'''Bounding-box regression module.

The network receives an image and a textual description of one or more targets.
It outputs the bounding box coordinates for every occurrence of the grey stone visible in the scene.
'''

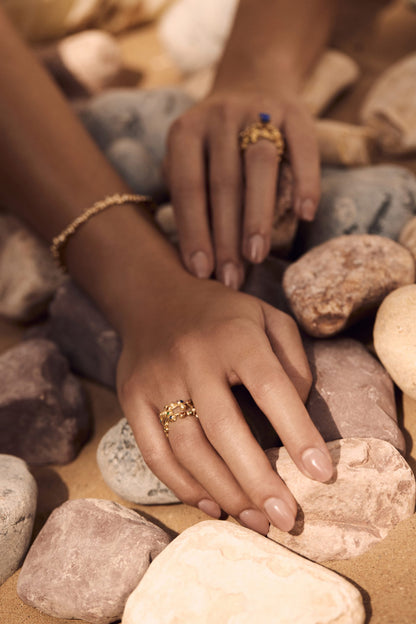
[267,438,416,562]
[299,166,416,251]
[105,137,164,197]
[17,498,171,624]
[305,338,405,452]
[97,418,179,504]
[0,455,37,585]
[0,338,90,465]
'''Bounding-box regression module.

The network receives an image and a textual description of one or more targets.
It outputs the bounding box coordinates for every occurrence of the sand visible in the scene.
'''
[1,1,416,622]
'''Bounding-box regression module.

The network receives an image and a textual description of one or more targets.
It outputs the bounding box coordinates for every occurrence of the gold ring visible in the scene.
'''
[239,113,284,158]
[159,399,198,438]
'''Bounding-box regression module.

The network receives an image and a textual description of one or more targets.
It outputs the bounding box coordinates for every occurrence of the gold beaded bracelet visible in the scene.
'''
[50,193,155,271]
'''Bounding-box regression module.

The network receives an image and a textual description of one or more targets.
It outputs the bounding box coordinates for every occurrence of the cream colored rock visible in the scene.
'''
[122,521,366,624]
[267,439,415,562]
[361,53,416,155]
[399,216,416,261]
[283,234,415,337]
[374,284,416,400]
[316,120,376,166]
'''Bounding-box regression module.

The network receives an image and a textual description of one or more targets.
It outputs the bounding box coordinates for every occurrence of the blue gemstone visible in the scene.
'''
[259,112,270,124]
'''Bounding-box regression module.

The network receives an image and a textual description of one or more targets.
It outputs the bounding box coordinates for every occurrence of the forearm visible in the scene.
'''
[214,0,336,94]
[0,9,188,337]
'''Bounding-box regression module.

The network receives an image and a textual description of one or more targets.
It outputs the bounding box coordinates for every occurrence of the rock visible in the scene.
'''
[0,212,65,322]
[47,281,121,388]
[17,498,171,624]
[0,455,37,585]
[305,338,405,452]
[271,163,298,255]
[361,53,416,155]
[399,215,416,262]
[105,137,163,198]
[283,234,415,337]
[316,120,376,166]
[299,166,416,251]
[243,256,290,313]
[97,418,179,504]
[0,339,90,465]
[154,203,178,245]
[122,520,366,624]
[374,284,416,400]
[267,438,415,562]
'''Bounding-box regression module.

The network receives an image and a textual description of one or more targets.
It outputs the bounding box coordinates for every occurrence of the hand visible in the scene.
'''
[165,89,320,289]
[116,277,333,535]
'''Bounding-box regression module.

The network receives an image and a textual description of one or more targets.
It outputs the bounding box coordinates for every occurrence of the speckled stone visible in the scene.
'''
[299,166,416,251]
[267,438,415,562]
[0,455,37,585]
[283,234,415,337]
[374,284,416,400]
[0,338,90,465]
[17,498,171,624]
[305,338,405,452]
[399,215,416,262]
[97,418,179,504]
[122,520,366,624]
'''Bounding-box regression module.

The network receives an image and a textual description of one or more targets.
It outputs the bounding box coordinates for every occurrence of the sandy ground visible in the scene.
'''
[1,1,416,622]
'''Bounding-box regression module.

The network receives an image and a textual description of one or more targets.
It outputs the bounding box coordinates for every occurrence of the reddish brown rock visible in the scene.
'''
[17,498,171,624]
[0,338,90,465]
[305,338,405,453]
[267,438,415,562]
[283,234,415,337]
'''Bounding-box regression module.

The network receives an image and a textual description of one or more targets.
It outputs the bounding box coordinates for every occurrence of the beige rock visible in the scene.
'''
[374,284,416,400]
[316,120,376,166]
[267,438,415,562]
[122,520,366,624]
[399,216,416,262]
[361,53,416,155]
[283,234,415,337]
[302,50,360,117]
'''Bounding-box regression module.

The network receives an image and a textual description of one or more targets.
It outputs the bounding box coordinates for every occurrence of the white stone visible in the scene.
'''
[374,284,416,400]
[122,520,366,624]
[267,439,415,562]
[0,455,37,585]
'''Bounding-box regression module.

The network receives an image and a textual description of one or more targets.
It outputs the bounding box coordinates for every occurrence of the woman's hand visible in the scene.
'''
[165,88,320,289]
[116,277,333,535]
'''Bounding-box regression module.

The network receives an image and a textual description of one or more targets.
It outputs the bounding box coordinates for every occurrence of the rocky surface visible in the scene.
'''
[0,212,65,322]
[122,520,365,624]
[0,455,37,585]
[97,418,179,504]
[399,215,416,262]
[316,120,375,166]
[17,498,171,624]
[283,234,415,337]
[299,166,416,251]
[361,53,416,154]
[0,338,90,465]
[374,284,416,400]
[46,281,121,388]
[305,338,405,452]
[267,438,415,562]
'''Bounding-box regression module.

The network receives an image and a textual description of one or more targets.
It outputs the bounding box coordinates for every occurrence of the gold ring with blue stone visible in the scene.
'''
[159,399,198,437]
[239,112,285,158]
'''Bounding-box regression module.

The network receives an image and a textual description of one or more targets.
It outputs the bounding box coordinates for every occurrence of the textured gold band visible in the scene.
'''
[159,399,198,438]
[50,193,155,271]
[239,119,285,157]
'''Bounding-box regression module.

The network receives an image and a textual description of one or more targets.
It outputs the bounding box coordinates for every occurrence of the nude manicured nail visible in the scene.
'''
[301,447,334,482]
[264,497,295,532]
[239,509,270,535]
[198,499,222,519]
[190,250,210,278]
[222,262,240,290]
[300,198,316,221]
[248,234,264,263]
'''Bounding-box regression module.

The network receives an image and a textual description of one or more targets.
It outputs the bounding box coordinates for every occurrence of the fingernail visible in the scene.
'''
[301,447,334,482]
[222,262,240,290]
[198,499,222,519]
[239,509,270,535]
[248,234,264,263]
[264,497,295,532]
[300,198,316,221]
[189,251,211,279]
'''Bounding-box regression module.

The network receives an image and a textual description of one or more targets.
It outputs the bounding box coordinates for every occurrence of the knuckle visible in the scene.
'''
[212,101,237,128]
